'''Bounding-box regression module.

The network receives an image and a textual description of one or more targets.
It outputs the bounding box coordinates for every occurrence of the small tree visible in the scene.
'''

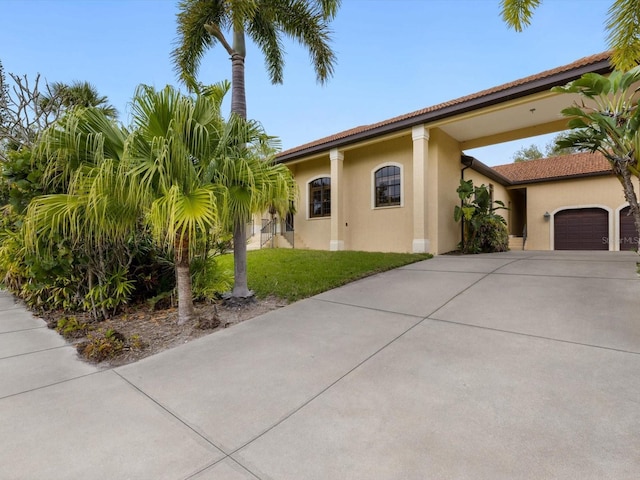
[40,81,118,119]
[454,179,509,253]
[552,66,640,250]
[512,143,543,162]
[172,0,339,300]
[0,67,62,155]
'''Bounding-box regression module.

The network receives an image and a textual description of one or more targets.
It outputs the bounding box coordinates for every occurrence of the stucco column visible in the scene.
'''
[330,148,344,251]
[412,125,432,253]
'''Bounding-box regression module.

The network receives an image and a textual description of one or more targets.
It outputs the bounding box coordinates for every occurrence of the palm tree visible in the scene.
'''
[552,66,640,246]
[172,0,339,298]
[24,107,136,319]
[126,85,224,324]
[40,81,118,119]
[25,86,228,324]
[501,0,640,70]
[210,116,298,296]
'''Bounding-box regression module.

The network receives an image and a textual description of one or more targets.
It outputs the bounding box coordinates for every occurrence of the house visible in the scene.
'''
[270,52,637,253]
[492,153,638,251]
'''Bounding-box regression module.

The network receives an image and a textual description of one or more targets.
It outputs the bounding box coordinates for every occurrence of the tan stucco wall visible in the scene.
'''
[288,158,332,250]
[287,135,415,252]
[525,174,636,250]
[431,129,463,254]
[341,135,414,252]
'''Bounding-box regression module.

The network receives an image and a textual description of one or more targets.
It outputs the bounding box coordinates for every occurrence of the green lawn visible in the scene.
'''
[217,249,432,302]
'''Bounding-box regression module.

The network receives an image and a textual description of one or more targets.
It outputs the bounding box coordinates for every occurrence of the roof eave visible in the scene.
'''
[467,157,513,186]
[508,170,614,185]
[277,58,611,164]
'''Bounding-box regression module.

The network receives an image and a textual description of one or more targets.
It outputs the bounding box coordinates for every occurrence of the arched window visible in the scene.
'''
[374,165,401,207]
[309,177,331,217]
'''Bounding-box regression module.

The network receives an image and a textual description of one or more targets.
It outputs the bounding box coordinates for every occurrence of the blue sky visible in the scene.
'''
[1,0,610,165]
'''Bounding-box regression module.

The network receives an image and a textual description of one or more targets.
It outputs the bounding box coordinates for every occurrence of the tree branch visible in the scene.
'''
[204,23,236,56]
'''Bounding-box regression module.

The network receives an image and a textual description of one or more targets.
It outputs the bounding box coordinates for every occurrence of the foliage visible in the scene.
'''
[511,133,582,163]
[0,64,62,153]
[126,84,228,323]
[0,227,27,293]
[454,179,509,254]
[82,267,136,317]
[1,78,292,320]
[172,0,340,91]
[0,68,259,322]
[0,64,117,157]
[21,107,138,319]
[207,115,297,298]
[40,81,117,119]
[606,0,640,71]
[0,148,44,213]
[551,66,640,247]
[501,0,640,70]
[78,328,126,362]
[216,249,432,302]
[512,143,543,162]
[55,316,91,339]
[544,132,582,157]
[76,327,148,363]
[172,0,338,299]
[190,254,233,300]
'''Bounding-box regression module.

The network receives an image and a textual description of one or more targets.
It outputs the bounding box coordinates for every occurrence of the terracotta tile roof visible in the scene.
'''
[492,152,612,183]
[278,52,611,160]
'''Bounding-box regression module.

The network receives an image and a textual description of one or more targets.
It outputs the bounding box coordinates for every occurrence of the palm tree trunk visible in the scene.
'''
[232,219,252,298]
[616,167,640,251]
[231,28,247,118]
[175,234,195,325]
[229,27,252,298]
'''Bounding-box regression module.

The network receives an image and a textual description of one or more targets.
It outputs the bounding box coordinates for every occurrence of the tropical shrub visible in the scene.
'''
[454,179,509,254]
[191,253,233,300]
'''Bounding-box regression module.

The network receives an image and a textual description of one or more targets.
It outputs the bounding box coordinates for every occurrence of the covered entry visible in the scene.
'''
[619,206,638,251]
[554,208,608,250]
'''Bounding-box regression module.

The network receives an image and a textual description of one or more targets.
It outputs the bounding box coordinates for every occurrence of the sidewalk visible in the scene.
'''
[1,251,639,479]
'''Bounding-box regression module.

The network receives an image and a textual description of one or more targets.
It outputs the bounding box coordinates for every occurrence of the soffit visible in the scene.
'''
[434,91,586,149]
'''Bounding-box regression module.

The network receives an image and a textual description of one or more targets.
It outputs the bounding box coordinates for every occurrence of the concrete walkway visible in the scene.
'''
[1,251,639,479]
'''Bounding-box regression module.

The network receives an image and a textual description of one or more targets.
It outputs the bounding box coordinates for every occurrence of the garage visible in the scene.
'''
[554,208,609,250]
[619,206,638,251]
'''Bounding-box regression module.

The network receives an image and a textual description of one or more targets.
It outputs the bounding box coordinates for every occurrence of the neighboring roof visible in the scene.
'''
[277,52,611,163]
[492,152,612,184]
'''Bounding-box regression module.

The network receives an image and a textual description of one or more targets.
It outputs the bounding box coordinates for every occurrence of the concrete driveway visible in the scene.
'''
[1,250,639,479]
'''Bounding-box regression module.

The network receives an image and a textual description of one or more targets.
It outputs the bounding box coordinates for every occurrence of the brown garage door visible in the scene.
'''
[619,206,639,251]
[554,208,608,250]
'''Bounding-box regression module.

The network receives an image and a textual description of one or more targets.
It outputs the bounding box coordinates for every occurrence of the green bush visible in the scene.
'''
[55,316,91,339]
[454,179,509,254]
[191,254,233,300]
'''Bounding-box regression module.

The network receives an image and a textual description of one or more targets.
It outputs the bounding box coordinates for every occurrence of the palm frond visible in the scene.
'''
[172,0,228,90]
[248,5,285,83]
[606,0,640,71]
[264,0,337,84]
[500,0,542,32]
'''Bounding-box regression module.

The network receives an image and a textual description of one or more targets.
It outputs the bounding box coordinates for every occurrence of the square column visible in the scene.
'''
[412,126,431,253]
[330,148,344,251]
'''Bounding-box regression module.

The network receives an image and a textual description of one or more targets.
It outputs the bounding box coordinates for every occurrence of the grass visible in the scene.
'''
[216,249,432,302]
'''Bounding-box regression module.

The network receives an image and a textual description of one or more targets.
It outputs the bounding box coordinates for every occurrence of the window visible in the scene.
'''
[374,165,401,207]
[309,177,331,217]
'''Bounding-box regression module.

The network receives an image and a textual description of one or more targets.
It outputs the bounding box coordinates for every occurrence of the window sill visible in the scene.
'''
[372,204,403,210]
